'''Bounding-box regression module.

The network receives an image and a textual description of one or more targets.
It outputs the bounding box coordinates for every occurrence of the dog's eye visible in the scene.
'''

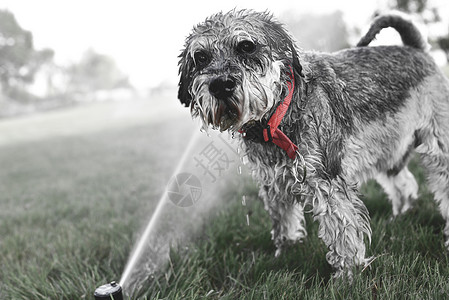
[237,40,257,54]
[193,51,210,67]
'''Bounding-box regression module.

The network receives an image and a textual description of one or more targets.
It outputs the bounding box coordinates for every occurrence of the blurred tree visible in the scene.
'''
[389,0,448,62]
[66,49,131,94]
[438,36,449,61]
[393,0,427,13]
[389,0,440,23]
[0,10,53,99]
[283,11,349,52]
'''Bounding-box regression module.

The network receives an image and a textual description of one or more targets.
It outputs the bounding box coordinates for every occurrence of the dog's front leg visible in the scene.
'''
[308,176,371,278]
[259,185,307,257]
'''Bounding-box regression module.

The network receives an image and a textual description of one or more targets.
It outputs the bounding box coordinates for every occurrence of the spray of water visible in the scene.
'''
[119,130,201,287]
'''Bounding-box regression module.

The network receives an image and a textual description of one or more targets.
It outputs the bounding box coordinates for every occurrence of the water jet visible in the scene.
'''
[94,129,240,297]
[119,130,201,289]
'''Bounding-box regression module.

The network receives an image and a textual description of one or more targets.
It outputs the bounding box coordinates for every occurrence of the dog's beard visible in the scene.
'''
[190,61,282,132]
[190,81,242,131]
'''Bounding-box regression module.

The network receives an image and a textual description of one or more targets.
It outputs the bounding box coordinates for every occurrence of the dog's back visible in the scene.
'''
[304,45,437,127]
[302,13,443,128]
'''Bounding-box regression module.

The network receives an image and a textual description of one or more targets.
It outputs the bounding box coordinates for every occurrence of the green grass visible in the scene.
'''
[1,104,449,299]
[136,156,449,300]
[0,109,195,299]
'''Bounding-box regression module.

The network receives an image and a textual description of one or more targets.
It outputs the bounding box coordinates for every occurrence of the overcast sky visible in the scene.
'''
[1,0,448,90]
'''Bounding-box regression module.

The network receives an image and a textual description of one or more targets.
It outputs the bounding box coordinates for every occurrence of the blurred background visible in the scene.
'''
[0,0,448,119]
[1,0,449,299]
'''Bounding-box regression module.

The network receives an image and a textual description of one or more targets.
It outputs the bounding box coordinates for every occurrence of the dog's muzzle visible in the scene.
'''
[206,75,241,131]
[209,75,237,100]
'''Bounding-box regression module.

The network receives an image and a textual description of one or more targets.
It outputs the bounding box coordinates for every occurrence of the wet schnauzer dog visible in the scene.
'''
[177,10,449,277]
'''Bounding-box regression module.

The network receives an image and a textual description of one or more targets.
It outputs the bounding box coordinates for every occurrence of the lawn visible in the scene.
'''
[1,96,449,299]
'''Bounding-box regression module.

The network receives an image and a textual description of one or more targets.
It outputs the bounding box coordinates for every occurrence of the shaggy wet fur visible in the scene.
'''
[178,10,449,277]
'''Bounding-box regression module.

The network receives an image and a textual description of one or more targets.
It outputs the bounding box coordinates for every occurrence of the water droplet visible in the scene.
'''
[246,214,250,226]
[237,165,242,175]
[241,195,246,206]
[241,155,249,165]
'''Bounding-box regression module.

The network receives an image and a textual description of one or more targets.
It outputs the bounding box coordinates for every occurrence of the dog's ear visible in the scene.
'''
[263,18,304,79]
[177,49,193,107]
[288,41,304,79]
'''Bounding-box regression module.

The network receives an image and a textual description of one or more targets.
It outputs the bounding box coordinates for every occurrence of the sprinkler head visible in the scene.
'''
[94,281,123,300]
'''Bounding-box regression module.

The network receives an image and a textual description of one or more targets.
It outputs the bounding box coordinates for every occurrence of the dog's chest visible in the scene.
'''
[243,140,295,185]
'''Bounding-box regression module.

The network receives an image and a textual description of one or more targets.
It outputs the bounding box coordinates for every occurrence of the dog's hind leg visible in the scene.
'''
[417,130,449,248]
[419,148,449,247]
[416,80,449,248]
[259,185,307,257]
[376,166,419,216]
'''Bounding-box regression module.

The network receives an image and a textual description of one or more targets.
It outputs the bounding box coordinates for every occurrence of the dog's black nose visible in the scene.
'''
[209,76,236,100]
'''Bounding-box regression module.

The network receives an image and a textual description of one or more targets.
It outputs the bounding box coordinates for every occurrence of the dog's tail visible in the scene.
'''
[357,13,428,51]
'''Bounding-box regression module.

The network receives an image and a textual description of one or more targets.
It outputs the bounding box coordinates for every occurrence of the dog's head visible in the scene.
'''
[178,9,303,132]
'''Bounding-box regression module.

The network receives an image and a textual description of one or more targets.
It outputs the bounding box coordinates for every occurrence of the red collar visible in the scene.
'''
[240,66,298,159]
